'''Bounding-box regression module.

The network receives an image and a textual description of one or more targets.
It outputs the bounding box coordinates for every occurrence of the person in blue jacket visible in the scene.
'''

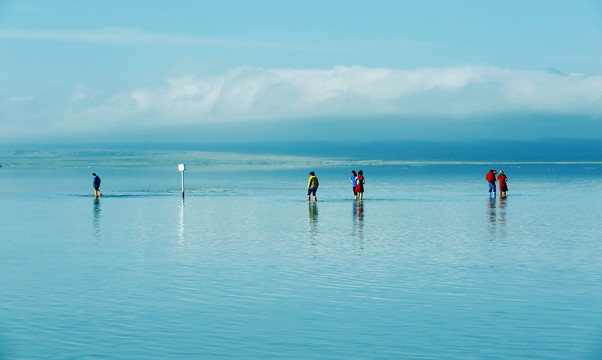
[92,173,102,198]
[350,170,358,199]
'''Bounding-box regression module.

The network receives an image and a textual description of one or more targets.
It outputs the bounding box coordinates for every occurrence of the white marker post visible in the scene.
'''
[178,163,186,198]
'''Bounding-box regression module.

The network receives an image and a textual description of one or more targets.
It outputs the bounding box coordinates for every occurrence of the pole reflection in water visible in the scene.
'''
[178,197,185,243]
[307,202,318,244]
[93,198,101,242]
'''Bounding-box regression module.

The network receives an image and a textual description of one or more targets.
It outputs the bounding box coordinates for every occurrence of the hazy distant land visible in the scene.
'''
[1,139,601,169]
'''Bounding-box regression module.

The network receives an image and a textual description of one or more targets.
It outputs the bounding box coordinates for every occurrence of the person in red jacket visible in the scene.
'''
[497,170,508,197]
[485,169,497,197]
[355,170,365,200]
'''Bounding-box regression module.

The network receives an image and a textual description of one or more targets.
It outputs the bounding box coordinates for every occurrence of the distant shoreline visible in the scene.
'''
[2,139,601,164]
[0,148,600,169]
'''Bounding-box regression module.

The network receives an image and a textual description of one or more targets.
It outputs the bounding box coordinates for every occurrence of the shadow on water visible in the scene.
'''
[70,188,235,199]
[307,202,318,244]
[76,194,173,198]
[93,198,101,242]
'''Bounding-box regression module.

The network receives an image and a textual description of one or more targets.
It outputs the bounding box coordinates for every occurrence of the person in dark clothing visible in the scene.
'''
[92,173,102,198]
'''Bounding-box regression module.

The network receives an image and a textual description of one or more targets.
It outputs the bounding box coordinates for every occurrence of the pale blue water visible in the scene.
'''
[1,152,601,359]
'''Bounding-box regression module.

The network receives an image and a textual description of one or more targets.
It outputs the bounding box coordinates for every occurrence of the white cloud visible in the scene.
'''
[86,65,602,126]
[5,64,602,139]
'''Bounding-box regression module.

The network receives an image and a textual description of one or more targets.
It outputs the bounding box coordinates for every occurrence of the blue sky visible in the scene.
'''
[2,0,602,143]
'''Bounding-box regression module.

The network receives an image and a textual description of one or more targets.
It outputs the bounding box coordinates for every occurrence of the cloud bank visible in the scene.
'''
[95,65,602,122]
[4,65,602,140]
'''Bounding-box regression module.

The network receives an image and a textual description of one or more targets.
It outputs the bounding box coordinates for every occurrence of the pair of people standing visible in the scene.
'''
[485,169,508,197]
[306,170,366,201]
[350,170,365,200]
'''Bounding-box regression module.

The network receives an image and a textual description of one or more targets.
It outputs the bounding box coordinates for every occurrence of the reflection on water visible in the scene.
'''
[3,164,602,359]
[352,200,364,251]
[352,200,364,235]
[178,198,185,243]
[487,197,496,234]
[498,195,507,212]
[497,195,507,238]
[486,196,507,240]
[93,198,101,241]
[307,202,318,243]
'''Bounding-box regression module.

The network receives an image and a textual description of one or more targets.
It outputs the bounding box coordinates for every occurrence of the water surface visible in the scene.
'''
[1,153,601,359]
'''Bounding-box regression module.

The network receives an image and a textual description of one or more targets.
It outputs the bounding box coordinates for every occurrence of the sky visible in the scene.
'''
[2,0,602,144]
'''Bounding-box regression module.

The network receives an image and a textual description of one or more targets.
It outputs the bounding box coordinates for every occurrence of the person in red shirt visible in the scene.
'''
[355,170,365,200]
[485,169,497,197]
[497,170,508,197]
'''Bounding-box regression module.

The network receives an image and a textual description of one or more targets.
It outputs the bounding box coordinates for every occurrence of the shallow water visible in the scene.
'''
[1,156,601,359]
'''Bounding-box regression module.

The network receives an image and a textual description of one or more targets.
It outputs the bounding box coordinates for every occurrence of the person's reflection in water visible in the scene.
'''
[497,195,507,238]
[307,201,319,244]
[352,200,364,250]
[487,197,497,237]
[93,198,101,242]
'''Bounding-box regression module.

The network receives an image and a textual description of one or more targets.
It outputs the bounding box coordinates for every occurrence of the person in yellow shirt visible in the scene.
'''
[307,171,319,201]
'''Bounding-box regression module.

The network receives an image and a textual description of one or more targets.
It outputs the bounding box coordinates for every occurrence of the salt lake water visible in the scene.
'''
[1,150,601,359]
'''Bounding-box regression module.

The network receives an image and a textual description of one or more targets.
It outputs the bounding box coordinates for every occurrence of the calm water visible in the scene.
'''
[1,153,601,359]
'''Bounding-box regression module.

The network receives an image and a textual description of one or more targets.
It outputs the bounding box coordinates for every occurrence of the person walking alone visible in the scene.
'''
[92,173,102,198]
[307,171,319,201]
